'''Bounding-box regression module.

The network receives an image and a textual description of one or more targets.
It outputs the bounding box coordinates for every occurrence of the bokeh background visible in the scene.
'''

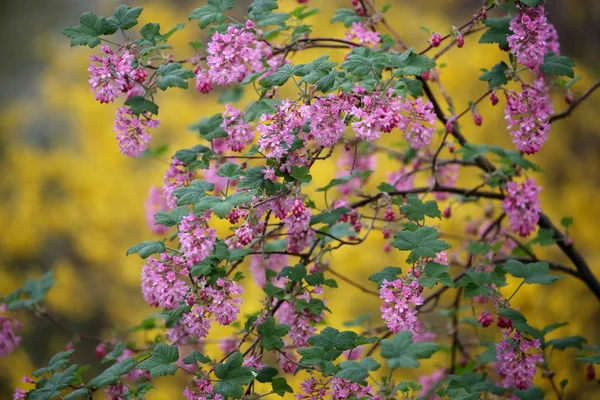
[1,0,600,398]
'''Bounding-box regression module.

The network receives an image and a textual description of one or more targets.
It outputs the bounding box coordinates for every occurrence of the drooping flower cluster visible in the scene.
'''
[0,304,21,356]
[221,105,254,152]
[184,377,223,400]
[163,158,194,209]
[350,88,403,142]
[141,253,190,309]
[507,5,559,70]
[88,45,136,104]
[296,377,328,399]
[398,97,436,149]
[504,79,553,154]
[496,330,543,389]
[306,94,351,147]
[258,100,307,161]
[144,186,169,235]
[113,106,159,157]
[178,213,217,264]
[345,22,381,48]
[206,21,273,86]
[502,178,541,237]
[250,253,288,288]
[283,199,315,254]
[330,377,375,399]
[379,276,424,333]
[277,290,325,347]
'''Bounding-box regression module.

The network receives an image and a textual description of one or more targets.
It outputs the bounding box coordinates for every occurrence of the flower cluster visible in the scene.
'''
[141,253,190,310]
[258,100,307,161]
[221,105,254,152]
[88,45,137,104]
[502,178,541,237]
[496,330,543,389]
[113,106,159,157]
[379,276,424,333]
[283,199,316,254]
[277,290,325,347]
[184,377,222,400]
[163,158,194,209]
[345,22,381,48]
[0,305,21,356]
[507,5,559,70]
[178,213,217,264]
[307,94,351,147]
[398,97,436,149]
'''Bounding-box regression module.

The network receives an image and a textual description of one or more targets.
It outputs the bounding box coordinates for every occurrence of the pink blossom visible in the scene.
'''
[13,388,27,400]
[350,89,403,142]
[399,98,436,149]
[306,94,351,147]
[419,369,446,399]
[502,178,541,237]
[250,254,288,287]
[206,278,244,325]
[479,309,494,327]
[178,213,217,264]
[277,293,324,347]
[504,79,553,154]
[331,377,375,399]
[113,106,159,157]
[1,304,21,356]
[184,378,222,400]
[429,32,442,47]
[87,45,134,103]
[218,337,239,355]
[379,277,424,333]
[201,163,230,195]
[336,150,376,195]
[221,105,254,152]
[141,254,190,309]
[163,158,194,209]
[388,166,415,191]
[507,5,556,70]
[194,67,213,94]
[283,199,315,254]
[181,305,212,339]
[104,383,129,400]
[296,377,327,399]
[144,186,169,235]
[345,22,381,48]
[429,164,458,201]
[262,166,276,181]
[496,330,543,389]
[258,100,307,161]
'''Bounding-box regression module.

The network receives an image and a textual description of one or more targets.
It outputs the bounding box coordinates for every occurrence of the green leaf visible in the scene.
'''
[183,351,211,364]
[33,350,75,377]
[316,172,359,193]
[107,5,143,31]
[296,298,329,317]
[87,358,137,388]
[189,0,235,28]
[291,24,312,40]
[400,194,441,221]
[289,166,312,183]
[237,166,267,190]
[257,316,290,350]
[519,0,542,6]
[560,216,574,228]
[255,366,278,383]
[336,357,380,382]
[154,206,189,227]
[514,386,545,400]
[331,9,362,27]
[174,144,213,165]
[293,55,337,84]
[368,266,402,288]
[63,388,91,400]
[530,228,555,246]
[479,62,509,88]
[124,96,158,116]
[126,241,166,259]
[394,77,424,97]
[248,0,278,16]
[214,352,255,398]
[255,11,289,27]
[504,260,562,285]
[341,47,387,77]
[61,12,117,48]
[278,264,307,282]
[576,355,600,364]
[478,17,512,48]
[380,331,440,369]
[102,342,126,364]
[298,346,343,367]
[545,336,586,350]
[139,22,162,45]
[244,99,279,122]
[308,327,357,351]
[29,365,78,400]
[217,162,244,180]
[540,52,575,78]
[174,180,215,205]
[191,113,228,141]
[272,377,293,397]
[391,227,451,259]
[260,64,293,88]
[392,48,436,77]
[157,62,195,90]
[456,271,492,298]
[499,308,542,339]
[418,261,454,288]
[196,192,253,218]
[137,343,180,378]
[219,86,244,104]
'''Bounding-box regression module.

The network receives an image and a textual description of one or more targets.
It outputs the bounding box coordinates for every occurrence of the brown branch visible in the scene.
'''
[326,267,380,296]
[549,80,600,123]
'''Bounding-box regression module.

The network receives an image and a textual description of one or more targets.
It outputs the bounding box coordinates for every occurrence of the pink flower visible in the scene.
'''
[163,158,194,209]
[306,94,351,147]
[419,369,446,399]
[178,213,217,264]
[350,89,403,142]
[336,150,376,195]
[388,166,415,191]
[262,166,276,181]
[379,277,424,333]
[87,45,134,103]
[0,304,21,356]
[507,5,557,70]
[283,199,315,254]
[181,305,212,339]
[429,164,458,201]
[330,377,374,399]
[479,309,494,328]
[113,106,159,157]
[141,253,190,309]
[194,67,213,94]
[221,105,254,152]
[429,32,442,47]
[502,178,541,237]
[258,101,307,161]
[345,22,381,48]
[250,254,288,288]
[184,378,222,400]
[104,383,129,400]
[399,98,436,149]
[144,186,169,235]
[504,79,553,154]
[496,330,543,389]
[13,388,27,400]
[206,278,244,325]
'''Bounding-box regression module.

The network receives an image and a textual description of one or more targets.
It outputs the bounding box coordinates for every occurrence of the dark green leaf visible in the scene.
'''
[368,266,402,288]
[545,336,586,350]
[189,0,236,28]
[331,9,362,27]
[479,62,509,88]
[576,355,600,364]
[137,343,180,378]
[380,331,440,369]
[272,377,293,397]
[126,241,166,259]
[257,316,290,350]
[293,55,337,84]
[391,227,451,259]
[157,62,195,90]
[124,96,158,116]
[63,388,91,400]
[33,350,75,377]
[217,162,244,180]
[244,99,279,122]
[504,260,562,285]
[514,386,545,400]
[418,261,454,288]
[248,0,278,16]
[400,194,442,221]
[308,327,357,351]
[392,48,436,77]
[260,64,293,88]
[154,206,189,227]
[183,351,211,364]
[540,52,575,78]
[87,358,137,388]
[214,352,255,398]
[107,5,143,31]
[174,180,215,205]
[479,17,512,48]
[61,12,117,48]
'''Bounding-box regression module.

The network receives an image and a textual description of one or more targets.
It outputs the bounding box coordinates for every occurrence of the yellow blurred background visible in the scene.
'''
[1,0,599,398]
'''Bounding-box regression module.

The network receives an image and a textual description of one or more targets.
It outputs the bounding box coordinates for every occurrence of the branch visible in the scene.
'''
[549,80,600,123]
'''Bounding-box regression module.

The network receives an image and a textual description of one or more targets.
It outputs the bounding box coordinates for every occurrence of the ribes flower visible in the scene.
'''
[163,158,194,209]
[379,277,424,333]
[429,32,442,47]
[479,309,494,328]
[144,186,168,235]
[205,278,244,325]
[257,100,307,161]
[194,67,213,94]
[350,88,403,141]
[181,304,212,339]
[336,150,376,195]
[87,45,134,103]
[330,377,375,399]
[113,106,159,157]
[184,377,222,400]
[277,291,325,347]
[502,178,541,237]
[418,369,446,399]
[496,330,543,389]
[283,199,315,254]
[0,304,21,356]
[345,22,381,48]
[307,94,350,147]
[250,253,288,287]
[504,79,553,154]
[296,377,327,399]
[105,383,129,400]
[399,97,436,149]
[141,253,189,309]
[178,213,217,264]
[507,5,558,70]
[221,105,254,152]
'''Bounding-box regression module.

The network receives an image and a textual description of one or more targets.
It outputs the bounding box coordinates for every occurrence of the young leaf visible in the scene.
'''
[368,266,402,288]
[213,352,256,398]
[380,331,440,369]
[503,260,562,285]
[418,262,454,288]
[479,62,509,88]
[391,227,451,258]
[400,194,442,221]
[157,63,195,90]
[107,5,143,31]
[257,316,290,350]
[137,343,180,378]
[61,12,118,48]
[126,241,166,259]
[124,96,158,116]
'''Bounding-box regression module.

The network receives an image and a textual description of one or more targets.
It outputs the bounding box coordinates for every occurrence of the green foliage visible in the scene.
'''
[479,62,509,88]
[174,180,215,205]
[272,377,294,397]
[503,260,562,285]
[479,17,512,48]
[196,192,253,218]
[28,365,78,400]
[540,52,575,78]
[87,357,137,388]
[61,12,117,48]
[292,56,338,84]
[308,327,358,351]
[369,266,402,287]
[331,9,362,27]
[156,62,195,90]
[499,308,542,339]
[126,240,166,259]
[154,206,189,227]
[257,316,290,350]
[341,48,387,77]
[244,99,279,122]
[418,262,454,288]
[124,96,159,116]
[260,64,294,88]
[189,0,236,28]
[33,350,75,377]
[137,343,180,378]
[391,227,451,262]
[381,331,440,369]
[545,336,586,350]
[391,48,436,77]
[400,194,442,221]
[214,352,256,398]
[336,357,381,382]
[107,5,143,31]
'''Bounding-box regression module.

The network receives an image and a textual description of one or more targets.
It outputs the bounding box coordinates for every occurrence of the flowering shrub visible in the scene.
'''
[3,0,600,399]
